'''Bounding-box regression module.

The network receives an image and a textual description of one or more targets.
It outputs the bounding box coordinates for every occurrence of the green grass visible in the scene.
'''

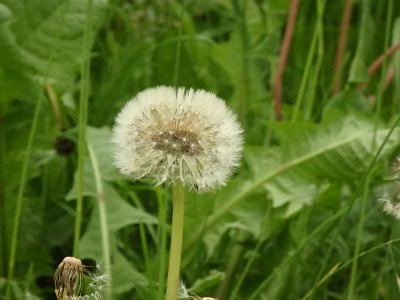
[2,0,400,299]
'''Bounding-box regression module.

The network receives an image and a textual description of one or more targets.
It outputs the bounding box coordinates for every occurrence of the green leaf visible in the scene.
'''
[189,270,224,294]
[66,126,123,200]
[184,113,400,250]
[79,183,157,259]
[0,5,36,104]
[0,0,107,99]
[271,112,397,181]
[112,249,149,294]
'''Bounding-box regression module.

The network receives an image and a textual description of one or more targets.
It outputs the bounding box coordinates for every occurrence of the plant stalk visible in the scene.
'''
[5,90,44,300]
[87,142,112,299]
[165,181,185,300]
[73,0,93,257]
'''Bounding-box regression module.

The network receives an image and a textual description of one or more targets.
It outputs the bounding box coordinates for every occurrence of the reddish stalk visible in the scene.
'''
[365,67,395,105]
[357,43,400,91]
[384,67,395,89]
[332,0,353,96]
[273,0,300,121]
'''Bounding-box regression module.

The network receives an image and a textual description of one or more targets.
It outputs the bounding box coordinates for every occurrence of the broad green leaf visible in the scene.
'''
[184,113,400,251]
[66,126,123,200]
[271,113,397,181]
[190,270,224,294]
[112,249,149,294]
[324,89,371,114]
[0,0,107,99]
[184,177,262,258]
[79,183,157,259]
[0,4,36,104]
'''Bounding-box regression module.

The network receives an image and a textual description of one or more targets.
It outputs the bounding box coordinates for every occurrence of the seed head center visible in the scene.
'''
[152,129,203,156]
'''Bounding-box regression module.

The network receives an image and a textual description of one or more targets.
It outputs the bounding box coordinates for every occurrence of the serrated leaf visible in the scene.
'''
[185,113,400,250]
[271,113,397,181]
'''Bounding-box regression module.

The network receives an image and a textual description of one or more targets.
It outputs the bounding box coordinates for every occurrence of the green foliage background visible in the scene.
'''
[1,0,400,299]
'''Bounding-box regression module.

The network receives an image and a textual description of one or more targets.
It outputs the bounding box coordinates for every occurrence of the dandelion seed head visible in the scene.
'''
[112,86,243,191]
[379,185,400,219]
[383,199,400,219]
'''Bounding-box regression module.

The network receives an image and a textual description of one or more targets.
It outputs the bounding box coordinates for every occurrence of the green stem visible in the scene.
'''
[292,0,325,122]
[347,176,370,299]
[5,2,70,297]
[73,0,93,257]
[217,230,248,299]
[87,142,112,299]
[165,181,185,300]
[5,90,45,300]
[157,186,168,300]
[347,1,393,299]
[173,3,184,87]
[130,193,151,278]
[229,204,271,300]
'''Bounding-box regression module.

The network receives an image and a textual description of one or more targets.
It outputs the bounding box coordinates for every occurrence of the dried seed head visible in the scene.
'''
[54,257,84,300]
[112,86,243,191]
[54,258,108,300]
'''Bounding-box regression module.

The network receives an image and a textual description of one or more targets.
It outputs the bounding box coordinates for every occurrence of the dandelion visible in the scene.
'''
[382,199,400,219]
[112,86,243,191]
[379,156,400,219]
[379,187,400,219]
[112,86,243,300]
[54,257,108,300]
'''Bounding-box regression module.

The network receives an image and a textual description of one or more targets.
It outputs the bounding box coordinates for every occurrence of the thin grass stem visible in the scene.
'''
[87,142,112,300]
[307,113,400,300]
[73,0,93,257]
[348,1,394,299]
[302,238,400,300]
[5,89,45,300]
[130,193,151,278]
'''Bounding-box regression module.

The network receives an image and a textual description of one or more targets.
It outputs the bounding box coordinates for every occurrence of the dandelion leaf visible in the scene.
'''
[0,0,107,104]
[79,183,157,259]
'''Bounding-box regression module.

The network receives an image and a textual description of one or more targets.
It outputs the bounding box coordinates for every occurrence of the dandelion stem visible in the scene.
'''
[157,187,168,300]
[165,181,185,300]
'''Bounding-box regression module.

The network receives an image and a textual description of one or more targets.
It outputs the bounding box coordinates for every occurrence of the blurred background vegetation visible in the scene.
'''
[2,0,400,299]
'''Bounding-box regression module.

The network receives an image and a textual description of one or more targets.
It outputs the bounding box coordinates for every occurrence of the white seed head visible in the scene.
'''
[382,198,400,219]
[112,86,243,191]
[378,186,400,219]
